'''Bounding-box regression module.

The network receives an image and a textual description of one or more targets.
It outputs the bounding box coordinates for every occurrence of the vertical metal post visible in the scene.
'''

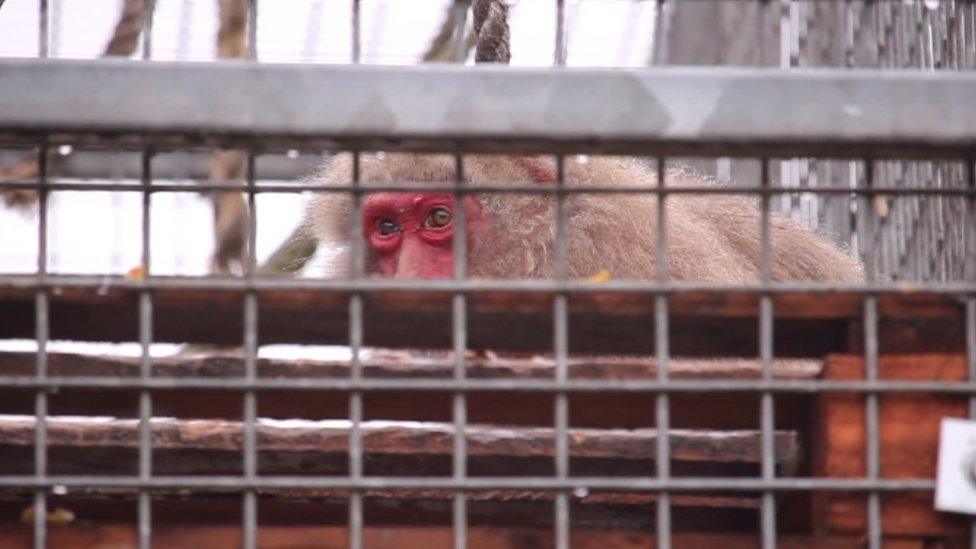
[555,0,568,66]
[348,3,364,546]
[33,151,48,549]
[347,157,365,549]
[452,154,468,549]
[452,0,468,64]
[34,2,50,548]
[554,155,570,549]
[554,6,569,546]
[242,151,259,549]
[345,166,364,533]
[863,159,881,549]
[965,158,975,547]
[968,297,976,548]
[654,157,671,549]
[759,158,776,549]
[351,0,361,64]
[246,0,257,60]
[138,149,154,549]
[138,5,156,547]
[650,0,671,65]
[142,0,155,59]
[240,6,260,549]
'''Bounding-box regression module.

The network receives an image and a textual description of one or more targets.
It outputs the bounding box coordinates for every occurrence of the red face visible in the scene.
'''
[362,192,485,279]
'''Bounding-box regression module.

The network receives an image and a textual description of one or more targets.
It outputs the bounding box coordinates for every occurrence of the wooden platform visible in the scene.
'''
[0,414,800,532]
[0,285,967,355]
[0,284,971,545]
[0,351,821,429]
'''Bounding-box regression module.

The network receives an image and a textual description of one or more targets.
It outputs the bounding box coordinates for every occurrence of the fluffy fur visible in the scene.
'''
[309,153,863,282]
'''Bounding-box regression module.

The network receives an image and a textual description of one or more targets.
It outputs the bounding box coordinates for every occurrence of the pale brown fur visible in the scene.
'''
[309,153,863,282]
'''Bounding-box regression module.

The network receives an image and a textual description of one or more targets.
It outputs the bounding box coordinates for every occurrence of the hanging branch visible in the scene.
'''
[207,0,249,275]
[103,0,150,55]
[0,0,151,209]
[422,0,477,62]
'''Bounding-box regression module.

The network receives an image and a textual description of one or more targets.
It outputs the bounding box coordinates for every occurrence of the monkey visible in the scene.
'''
[308,153,863,283]
[304,0,862,283]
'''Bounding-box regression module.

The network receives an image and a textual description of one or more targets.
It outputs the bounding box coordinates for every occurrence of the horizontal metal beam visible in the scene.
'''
[0,150,323,181]
[1,59,975,158]
[0,474,937,492]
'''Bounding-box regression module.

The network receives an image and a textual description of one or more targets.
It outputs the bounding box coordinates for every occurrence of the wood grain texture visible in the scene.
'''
[0,351,821,429]
[813,353,970,538]
[0,286,964,355]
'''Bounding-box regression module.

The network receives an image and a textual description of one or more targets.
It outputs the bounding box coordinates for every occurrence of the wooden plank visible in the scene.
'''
[0,524,885,549]
[0,350,824,380]
[0,491,758,531]
[0,286,965,355]
[812,354,970,537]
[0,415,797,530]
[0,351,821,429]
[0,415,798,476]
[0,386,816,431]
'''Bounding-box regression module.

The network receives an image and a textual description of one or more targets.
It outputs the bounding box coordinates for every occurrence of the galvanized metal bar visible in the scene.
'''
[38,0,48,58]
[759,158,776,549]
[451,153,468,549]
[864,294,881,549]
[348,143,364,549]
[32,299,47,546]
[351,0,361,64]
[654,157,671,549]
[246,0,257,60]
[6,179,976,197]
[2,376,976,394]
[32,294,48,549]
[967,296,976,548]
[554,294,570,549]
[142,0,155,60]
[33,4,50,546]
[452,0,468,64]
[347,292,364,549]
[967,157,976,546]
[0,475,939,492]
[865,156,881,549]
[242,151,259,549]
[137,7,155,546]
[556,0,567,67]
[1,61,976,158]
[0,150,321,182]
[554,154,570,549]
[5,274,976,294]
[968,158,976,286]
[137,149,154,549]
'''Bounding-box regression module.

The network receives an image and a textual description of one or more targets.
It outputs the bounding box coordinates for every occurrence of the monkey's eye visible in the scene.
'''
[425,207,452,229]
[376,219,399,236]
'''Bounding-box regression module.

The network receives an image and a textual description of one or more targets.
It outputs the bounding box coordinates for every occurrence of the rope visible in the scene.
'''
[472,0,510,64]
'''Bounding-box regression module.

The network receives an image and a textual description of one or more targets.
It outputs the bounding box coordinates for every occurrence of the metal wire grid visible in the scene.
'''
[3,2,975,549]
[791,1,976,284]
[652,1,976,284]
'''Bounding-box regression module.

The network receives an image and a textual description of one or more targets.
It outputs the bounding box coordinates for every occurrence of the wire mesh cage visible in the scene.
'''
[0,1,975,548]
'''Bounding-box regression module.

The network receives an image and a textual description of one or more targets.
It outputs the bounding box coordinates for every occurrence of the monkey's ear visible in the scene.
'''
[513,156,557,183]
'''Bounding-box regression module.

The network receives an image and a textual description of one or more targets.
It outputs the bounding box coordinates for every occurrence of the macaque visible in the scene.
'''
[309,154,862,282]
